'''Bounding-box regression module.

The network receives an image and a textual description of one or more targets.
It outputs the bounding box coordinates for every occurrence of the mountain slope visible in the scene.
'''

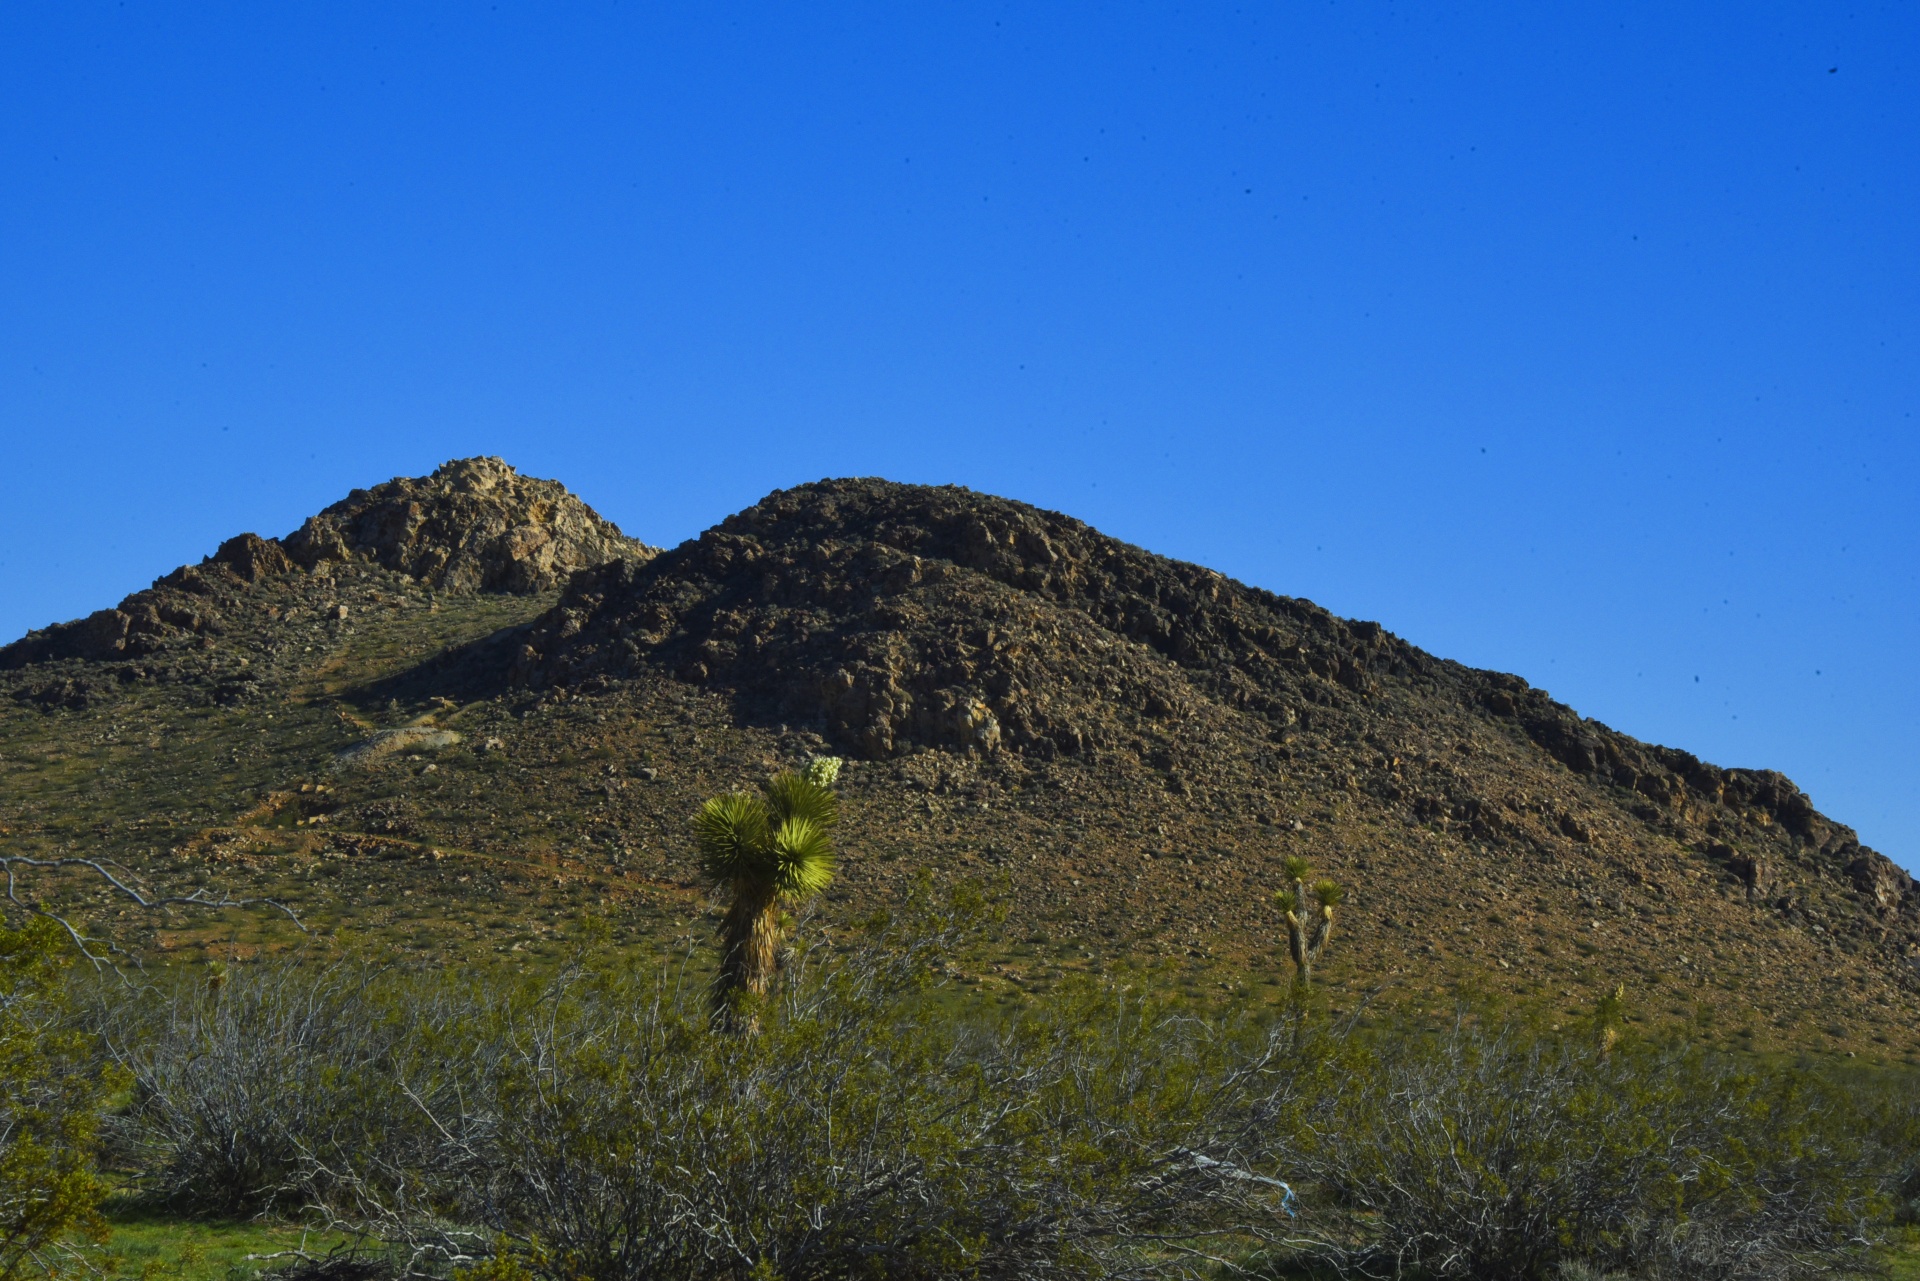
[1,466,1913,1057]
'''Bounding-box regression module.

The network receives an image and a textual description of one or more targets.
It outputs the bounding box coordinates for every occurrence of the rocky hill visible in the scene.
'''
[1,465,1914,1058]
[1,457,650,672]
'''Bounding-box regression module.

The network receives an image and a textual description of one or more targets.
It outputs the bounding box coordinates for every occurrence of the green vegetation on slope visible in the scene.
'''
[0,880,1916,1281]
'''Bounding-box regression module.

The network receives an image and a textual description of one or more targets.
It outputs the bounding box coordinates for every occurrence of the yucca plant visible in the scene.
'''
[693,757,842,1026]
[1274,855,1341,989]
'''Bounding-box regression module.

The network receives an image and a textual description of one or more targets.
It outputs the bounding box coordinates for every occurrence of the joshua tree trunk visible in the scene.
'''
[713,882,780,1027]
[1287,915,1312,988]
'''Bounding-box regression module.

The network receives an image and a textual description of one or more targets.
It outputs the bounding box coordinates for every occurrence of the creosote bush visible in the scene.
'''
[93,957,446,1218]
[58,900,1920,1281]
[1280,1006,1893,1281]
[341,891,1311,1281]
[0,919,121,1281]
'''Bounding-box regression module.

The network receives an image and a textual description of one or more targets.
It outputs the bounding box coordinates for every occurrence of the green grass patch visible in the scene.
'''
[93,1202,353,1281]
[1884,1228,1920,1281]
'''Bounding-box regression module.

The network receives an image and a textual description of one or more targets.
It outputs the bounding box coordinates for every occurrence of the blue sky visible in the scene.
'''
[3,3,1915,865]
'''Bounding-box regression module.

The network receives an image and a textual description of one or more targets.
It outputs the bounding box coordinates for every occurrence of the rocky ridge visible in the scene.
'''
[2,458,652,670]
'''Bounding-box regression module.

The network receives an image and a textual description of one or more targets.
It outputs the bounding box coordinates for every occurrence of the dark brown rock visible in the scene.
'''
[513,479,1414,760]
[1848,850,1913,914]
[210,532,294,583]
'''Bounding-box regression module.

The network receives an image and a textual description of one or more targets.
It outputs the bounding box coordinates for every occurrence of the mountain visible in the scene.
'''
[2,462,1914,1058]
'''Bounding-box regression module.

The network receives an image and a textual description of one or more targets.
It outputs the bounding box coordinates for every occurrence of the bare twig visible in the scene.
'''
[1,853,306,969]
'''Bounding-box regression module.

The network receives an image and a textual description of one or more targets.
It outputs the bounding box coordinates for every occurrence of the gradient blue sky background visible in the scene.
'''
[3,3,1915,865]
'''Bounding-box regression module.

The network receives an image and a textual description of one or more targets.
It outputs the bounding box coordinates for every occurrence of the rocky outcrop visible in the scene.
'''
[1,458,652,669]
[0,536,275,667]
[283,456,650,593]
[1847,848,1915,915]
[208,532,295,583]
[332,726,465,771]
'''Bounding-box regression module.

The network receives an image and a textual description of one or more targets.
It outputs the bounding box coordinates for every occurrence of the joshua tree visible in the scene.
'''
[693,756,842,1026]
[1274,856,1342,989]
[1591,981,1628,1059]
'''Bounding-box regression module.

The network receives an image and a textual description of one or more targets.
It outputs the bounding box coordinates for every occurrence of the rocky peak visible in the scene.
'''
[283,456,651,593]
[2,457,653,668]
[207,532,295,583]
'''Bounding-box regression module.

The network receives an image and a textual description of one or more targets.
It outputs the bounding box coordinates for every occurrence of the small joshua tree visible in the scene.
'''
[694,756,841,1027]
[1590,981,1628,1060]
[1274,855,1342,989]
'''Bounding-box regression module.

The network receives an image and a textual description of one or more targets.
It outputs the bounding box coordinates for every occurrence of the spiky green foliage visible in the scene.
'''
[694,773,838,899]
[767,817,835,897]
[693,793,772,886]
[762,769,839,829]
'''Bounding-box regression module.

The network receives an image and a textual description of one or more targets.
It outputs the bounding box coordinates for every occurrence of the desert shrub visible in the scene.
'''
[83,914,1920,1281]
[366,905,1308,1281]
[94,957,458,1217]
[1828,1059,1920,1229]
[1283,1012,1888,1280]
[0,918,120,1281]
[93,895,1310,1279]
